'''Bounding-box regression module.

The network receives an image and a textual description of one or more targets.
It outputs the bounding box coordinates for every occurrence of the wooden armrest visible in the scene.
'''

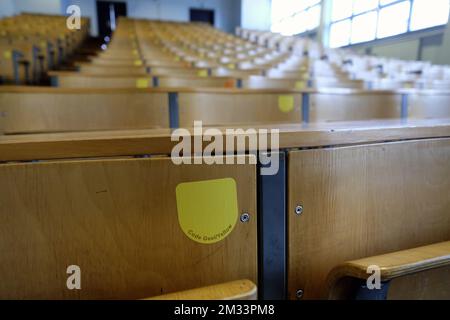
[328,241,450,285]
[144,280,257,300]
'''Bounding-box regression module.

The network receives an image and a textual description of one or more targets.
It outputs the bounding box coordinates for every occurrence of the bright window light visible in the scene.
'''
[379,0,398,5]
[331,0,353,21]
[351,11,378,44]
[410,0,450,31]
[306,4,321,30]
[329,0,449,48]
[353,0,379,15]
[270,0,322,35]
[377,1,410,38]
[329,19,351,48]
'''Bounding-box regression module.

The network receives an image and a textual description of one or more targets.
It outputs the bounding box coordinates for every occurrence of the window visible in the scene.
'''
[271,0,321,36]
[329,0,450,48]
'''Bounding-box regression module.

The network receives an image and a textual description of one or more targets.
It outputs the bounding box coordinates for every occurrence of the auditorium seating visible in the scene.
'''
[0,14,449,300]
[0,14,90,85]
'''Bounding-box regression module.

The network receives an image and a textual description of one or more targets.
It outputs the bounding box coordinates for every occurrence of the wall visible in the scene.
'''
[350,27,448,64]
[241,0,271,31]
[14,0,62,15]
[0,0,15,18]
[5,0,241,36]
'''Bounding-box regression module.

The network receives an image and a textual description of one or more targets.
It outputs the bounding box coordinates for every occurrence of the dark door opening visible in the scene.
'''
[96,1,127,41]
[190,8,215,26]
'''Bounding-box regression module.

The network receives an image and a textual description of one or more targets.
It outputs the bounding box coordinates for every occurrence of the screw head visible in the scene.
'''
[240,213,250,223]
[295,205,303,215]
[296,289,304,299]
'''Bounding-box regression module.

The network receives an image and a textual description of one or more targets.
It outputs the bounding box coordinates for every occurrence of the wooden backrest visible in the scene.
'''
[0,89,169,133]
[287,138,450,299]
[1,88,446,134]
[408,92,450,119]
[0,155,257,299]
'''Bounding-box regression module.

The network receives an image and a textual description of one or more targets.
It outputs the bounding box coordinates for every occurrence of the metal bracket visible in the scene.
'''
[401,93,409,120]
[302,93,310,123]
[50,76,59,87]
[12,50,23,85]
[355,281,391,300]
[32,45,40,83]
[152,76,159,88]
[258,150,287,300]
[168,92,179,129]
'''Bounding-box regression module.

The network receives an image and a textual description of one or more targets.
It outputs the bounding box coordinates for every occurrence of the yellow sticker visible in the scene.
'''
[227,63,235,69]
[134,60,143,66]
[3,50,12,60]
[176,178,238,244]
[278,95,294,113]
[295,81,305,90]
[136,78,149,88]
[197,69,208,77]
[404,82,413,88]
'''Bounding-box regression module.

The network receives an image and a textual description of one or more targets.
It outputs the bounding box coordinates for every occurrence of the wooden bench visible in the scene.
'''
[0,119,449,300]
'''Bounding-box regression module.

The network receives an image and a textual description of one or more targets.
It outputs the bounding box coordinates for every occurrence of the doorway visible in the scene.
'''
[96,1,127,41]
[189,8,215,26]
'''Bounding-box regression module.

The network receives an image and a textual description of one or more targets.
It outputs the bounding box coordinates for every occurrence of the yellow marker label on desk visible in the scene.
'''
[198,69,208,77]
[136,78,149,88]
[295,81,305,90]
[227,63,235,69]
[176,178,238,244]
[278,95,294,113]
[3,50,12,60]
[134,60,143,66]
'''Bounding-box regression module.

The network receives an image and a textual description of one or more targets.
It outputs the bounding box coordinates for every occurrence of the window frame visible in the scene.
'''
[271,0,322,36]
[329,0,449,47]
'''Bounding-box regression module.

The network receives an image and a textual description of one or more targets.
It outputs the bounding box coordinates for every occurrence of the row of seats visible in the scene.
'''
[0,14,90,84]
[0,15,449,300]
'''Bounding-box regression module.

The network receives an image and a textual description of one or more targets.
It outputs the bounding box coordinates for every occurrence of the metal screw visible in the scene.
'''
[295,205,303,215]
[240,213,250,223]
[296,289,304,299]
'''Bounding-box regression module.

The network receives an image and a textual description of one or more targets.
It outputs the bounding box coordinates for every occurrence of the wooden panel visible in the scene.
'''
[310,93,402,122]
[408,94,450,119]
[158,76,235,88]
[78,65,147,75]
[0,156,257,299]
[388,266,450,300]
[287,138,450,299]
[0,92,168,134]
[178,92,302,126]
[56,75,150,88]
